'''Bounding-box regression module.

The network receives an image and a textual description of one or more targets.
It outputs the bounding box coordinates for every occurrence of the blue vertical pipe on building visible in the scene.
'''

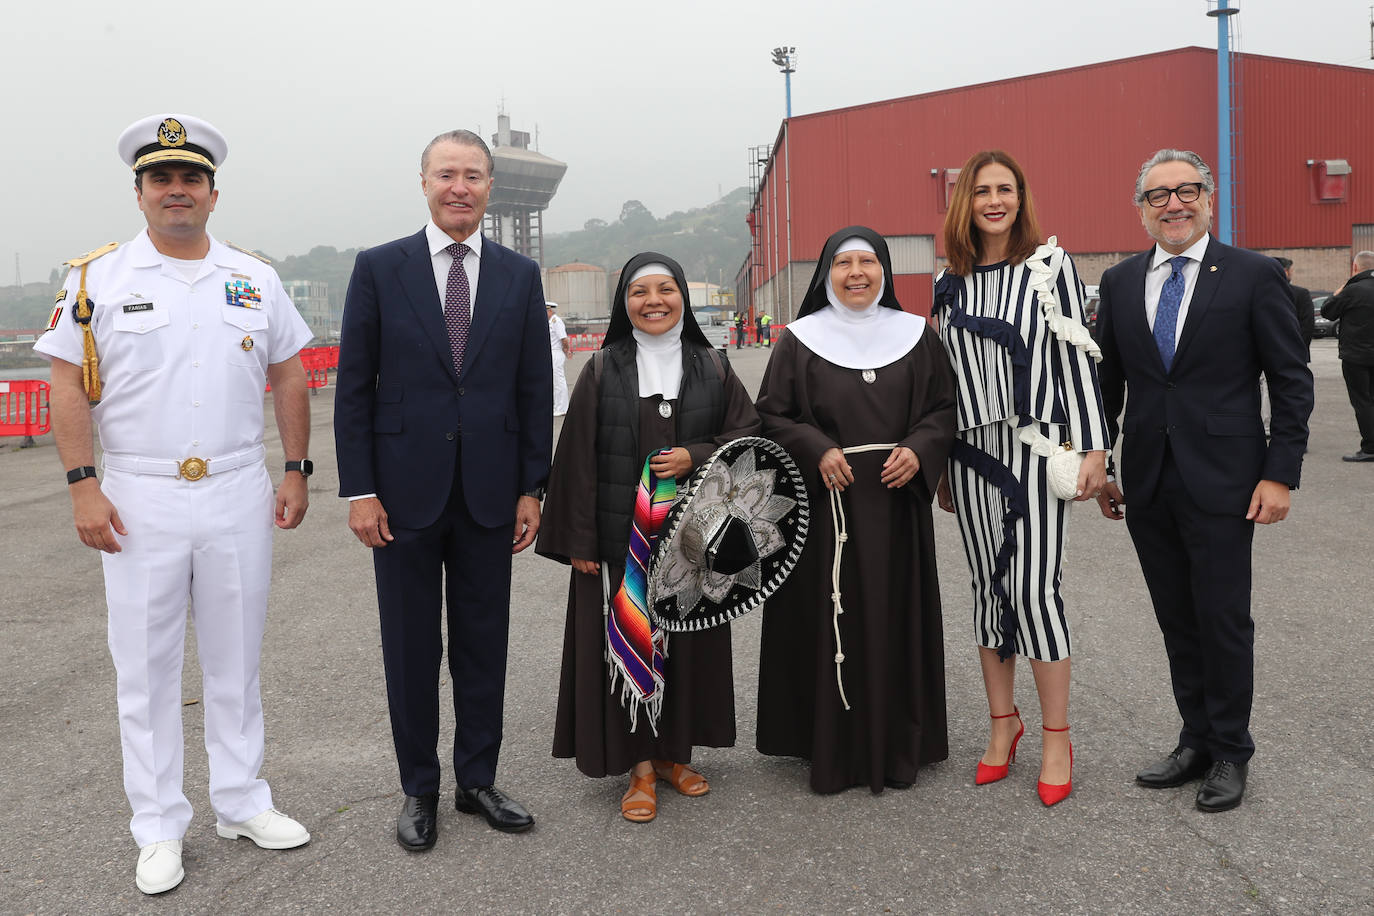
[1212,0,1238,244]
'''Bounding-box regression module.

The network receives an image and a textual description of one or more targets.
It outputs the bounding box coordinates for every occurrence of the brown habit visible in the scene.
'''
[755,329,957,793]
[537,357,761,777]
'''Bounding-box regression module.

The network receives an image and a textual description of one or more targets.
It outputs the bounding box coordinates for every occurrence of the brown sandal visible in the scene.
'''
[621,771,657,822]
[653,762,710,797]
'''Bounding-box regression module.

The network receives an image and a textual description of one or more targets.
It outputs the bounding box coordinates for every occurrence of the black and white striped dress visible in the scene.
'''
[934,250,1110,661]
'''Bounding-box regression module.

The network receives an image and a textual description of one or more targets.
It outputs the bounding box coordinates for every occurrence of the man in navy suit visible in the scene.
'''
[1095,149,1312,813]
[334,129,552,849]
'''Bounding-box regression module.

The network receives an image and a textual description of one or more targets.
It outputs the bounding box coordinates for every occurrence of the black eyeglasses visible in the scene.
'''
[1141,182,1206,208]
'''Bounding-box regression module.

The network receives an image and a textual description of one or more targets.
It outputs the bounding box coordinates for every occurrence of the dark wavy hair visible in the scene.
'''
[941,150,1041,277]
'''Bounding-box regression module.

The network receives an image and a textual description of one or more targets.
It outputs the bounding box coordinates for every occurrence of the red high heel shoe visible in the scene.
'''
[1037,725,1073,806]
[975,707,1024,785]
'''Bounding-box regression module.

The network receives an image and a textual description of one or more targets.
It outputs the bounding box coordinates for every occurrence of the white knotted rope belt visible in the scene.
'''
[828,442,898,710]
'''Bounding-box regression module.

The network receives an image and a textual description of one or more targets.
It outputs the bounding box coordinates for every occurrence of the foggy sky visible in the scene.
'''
[3,0,1369,285]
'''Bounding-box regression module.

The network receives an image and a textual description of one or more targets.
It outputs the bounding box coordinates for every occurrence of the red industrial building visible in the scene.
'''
[739,46,1374,322]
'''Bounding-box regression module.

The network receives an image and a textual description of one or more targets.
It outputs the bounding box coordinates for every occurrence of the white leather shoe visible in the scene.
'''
[135,839,184,895]
[215,808,310,849]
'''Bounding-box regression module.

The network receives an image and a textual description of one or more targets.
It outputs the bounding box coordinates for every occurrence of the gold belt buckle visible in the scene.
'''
[177,456,209,481]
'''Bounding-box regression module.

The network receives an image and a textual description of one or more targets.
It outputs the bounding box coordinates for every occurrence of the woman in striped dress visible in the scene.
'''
[933,150,1111,806]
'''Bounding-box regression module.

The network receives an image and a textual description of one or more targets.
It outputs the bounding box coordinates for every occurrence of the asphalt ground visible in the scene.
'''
[1,338,1370,915]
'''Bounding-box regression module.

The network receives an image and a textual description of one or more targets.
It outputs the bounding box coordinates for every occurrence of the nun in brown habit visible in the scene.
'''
[754,226,958,794]
[536,252,760,821]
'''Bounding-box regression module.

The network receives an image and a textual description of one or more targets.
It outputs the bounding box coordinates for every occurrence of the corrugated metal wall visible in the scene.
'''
[1238,55,1374,248]
[750,47,1374,305]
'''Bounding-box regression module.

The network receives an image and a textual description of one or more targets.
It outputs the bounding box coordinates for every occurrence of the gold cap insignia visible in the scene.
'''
[241,336,255,352]
[158,118,187,148]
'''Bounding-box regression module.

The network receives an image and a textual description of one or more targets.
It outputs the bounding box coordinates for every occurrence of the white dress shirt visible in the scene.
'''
[425,221,482,316]
[1145,234,1210,335]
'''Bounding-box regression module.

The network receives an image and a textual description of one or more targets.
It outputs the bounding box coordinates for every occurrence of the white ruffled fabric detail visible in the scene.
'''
[786,302,925,370]
[1010,235,1100,499]
[1024,235,1101,363]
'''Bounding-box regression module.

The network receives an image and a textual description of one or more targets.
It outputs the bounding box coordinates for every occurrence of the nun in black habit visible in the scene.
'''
[536,252,760,822]
[754,226,958,794]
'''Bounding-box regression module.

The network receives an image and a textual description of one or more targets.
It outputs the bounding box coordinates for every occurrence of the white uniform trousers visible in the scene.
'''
[552,349,570,416]
[100,462,276,846]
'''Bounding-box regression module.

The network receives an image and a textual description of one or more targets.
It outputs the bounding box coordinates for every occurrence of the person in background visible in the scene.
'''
[548,301,572,416]
[1275,257,1314,358]
[1321,251,1374,462]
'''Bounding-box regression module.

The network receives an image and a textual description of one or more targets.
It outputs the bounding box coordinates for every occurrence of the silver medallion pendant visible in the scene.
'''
[658,401,674,418]
[861,369,877,384]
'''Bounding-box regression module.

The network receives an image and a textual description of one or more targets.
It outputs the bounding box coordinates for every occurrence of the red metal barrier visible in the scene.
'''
[0,379,51,446]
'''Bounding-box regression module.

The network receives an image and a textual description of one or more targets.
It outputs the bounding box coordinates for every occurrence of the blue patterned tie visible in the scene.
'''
[1153,256,1188,371]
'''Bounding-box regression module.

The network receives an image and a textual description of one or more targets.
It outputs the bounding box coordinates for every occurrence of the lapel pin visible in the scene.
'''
[1209,266,1218,272]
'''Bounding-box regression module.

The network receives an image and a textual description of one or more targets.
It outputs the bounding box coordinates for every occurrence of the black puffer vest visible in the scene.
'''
[595,338,728,561]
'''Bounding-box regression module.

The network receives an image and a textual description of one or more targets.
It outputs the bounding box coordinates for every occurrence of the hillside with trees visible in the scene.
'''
[0,187,754,332]
[544,186,752,283]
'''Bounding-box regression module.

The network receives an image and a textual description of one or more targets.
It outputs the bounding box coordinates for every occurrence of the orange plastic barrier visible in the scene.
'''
[299,347,332,392]
[266,346,339,393]
[0,379,51,445]
[570,333,605,352]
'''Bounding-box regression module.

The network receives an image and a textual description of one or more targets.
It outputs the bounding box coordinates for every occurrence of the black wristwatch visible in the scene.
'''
[285,459,314,478]
[66,466,98,485]
[523,487,546,501]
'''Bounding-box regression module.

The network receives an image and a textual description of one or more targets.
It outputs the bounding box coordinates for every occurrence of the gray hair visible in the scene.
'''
[1134,149,1216,204]
[1355,250,1374,271]
[420,129,494,177]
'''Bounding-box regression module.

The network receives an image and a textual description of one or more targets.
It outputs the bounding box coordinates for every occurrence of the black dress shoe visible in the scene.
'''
[1196,760,1247,812]
[1136,746,1211,788]
[1342,451,1374,462]
[396,792,439,851]
[456,785,534,833]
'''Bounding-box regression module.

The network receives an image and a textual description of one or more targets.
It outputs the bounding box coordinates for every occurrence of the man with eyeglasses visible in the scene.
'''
[1093,149,1312,813]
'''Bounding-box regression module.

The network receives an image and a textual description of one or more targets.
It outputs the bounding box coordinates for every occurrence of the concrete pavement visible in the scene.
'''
[1,338,1370,914]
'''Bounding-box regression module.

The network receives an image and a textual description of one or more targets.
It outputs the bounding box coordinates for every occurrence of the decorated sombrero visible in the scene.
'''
[647,437,809,632]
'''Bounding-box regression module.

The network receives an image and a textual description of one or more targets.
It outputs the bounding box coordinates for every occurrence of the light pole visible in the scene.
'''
[771,46,796,119]
[1207,0,1238,244]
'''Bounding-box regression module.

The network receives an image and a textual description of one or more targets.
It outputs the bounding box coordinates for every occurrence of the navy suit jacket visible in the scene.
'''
[1097,237,1313,516]
[334,229,553,529]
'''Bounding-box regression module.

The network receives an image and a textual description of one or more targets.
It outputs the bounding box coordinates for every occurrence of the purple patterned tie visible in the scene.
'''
[444,242,471,376]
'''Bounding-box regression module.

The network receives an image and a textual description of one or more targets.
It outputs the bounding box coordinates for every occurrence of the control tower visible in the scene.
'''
[484,112,567,267]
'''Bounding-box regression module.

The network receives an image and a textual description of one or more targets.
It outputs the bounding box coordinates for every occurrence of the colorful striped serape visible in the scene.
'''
[606,451,676,734]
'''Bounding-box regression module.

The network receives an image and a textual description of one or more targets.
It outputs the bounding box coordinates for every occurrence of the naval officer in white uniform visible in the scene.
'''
[547,301,572,415]
[34,114,314,895]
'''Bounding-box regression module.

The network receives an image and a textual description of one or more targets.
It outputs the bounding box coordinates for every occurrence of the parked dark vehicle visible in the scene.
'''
[1083,285,1101,338]
[1312,291,1338,338]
